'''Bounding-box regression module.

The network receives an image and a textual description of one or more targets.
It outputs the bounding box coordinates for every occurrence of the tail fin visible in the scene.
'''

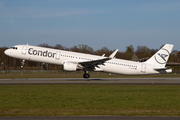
[145,44,174,67]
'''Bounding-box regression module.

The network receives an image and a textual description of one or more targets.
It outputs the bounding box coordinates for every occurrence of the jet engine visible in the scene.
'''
[63,61,77,71]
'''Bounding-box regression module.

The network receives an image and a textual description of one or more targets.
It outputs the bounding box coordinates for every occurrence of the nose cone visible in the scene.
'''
[4,49,11,56]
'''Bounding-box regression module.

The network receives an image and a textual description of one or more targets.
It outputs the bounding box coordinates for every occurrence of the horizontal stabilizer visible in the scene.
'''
[154,67,172,73]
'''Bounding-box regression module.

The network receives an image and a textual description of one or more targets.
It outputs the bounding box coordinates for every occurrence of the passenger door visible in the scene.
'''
[21,45,27,55]
[141,64,146,73]
[55,51,60,60]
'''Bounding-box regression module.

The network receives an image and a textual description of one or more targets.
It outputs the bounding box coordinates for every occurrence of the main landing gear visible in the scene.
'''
[83,71,90,78]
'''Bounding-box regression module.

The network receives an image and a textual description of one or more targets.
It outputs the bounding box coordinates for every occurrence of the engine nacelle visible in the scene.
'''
[63,62,77,71]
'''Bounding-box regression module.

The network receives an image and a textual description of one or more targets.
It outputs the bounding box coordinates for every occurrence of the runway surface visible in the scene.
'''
[0,77,180,84]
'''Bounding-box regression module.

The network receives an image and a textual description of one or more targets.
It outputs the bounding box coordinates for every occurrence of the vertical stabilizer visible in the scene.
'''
[145,44,174,67]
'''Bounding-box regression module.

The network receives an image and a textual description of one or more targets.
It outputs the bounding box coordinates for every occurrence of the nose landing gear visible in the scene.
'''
[21,60,25,69]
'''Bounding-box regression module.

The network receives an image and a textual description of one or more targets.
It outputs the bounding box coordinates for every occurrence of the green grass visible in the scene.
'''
[0,84,180,116]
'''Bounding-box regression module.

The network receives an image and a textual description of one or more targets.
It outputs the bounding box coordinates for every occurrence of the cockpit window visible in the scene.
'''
[11,47,18,50]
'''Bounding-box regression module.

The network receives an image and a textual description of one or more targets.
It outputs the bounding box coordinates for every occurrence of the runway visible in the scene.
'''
[0,77,180,84]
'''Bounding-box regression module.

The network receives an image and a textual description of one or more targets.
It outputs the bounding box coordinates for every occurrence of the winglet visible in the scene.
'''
[102,54,105,57]
[109,49,118,58]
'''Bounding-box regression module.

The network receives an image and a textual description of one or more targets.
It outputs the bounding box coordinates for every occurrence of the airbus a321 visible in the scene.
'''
[4,44,173,78]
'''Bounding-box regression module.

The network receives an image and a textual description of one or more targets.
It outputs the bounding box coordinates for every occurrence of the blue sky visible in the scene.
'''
[0,0,180,51]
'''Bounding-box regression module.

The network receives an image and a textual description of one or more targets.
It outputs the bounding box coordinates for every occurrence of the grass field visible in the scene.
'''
[0,84,180,116]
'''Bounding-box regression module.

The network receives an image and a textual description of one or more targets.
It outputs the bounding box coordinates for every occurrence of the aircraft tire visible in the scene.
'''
[83,73,90,78]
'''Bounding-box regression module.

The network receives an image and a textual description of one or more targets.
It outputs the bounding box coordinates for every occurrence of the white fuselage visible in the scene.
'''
[4,45,170,75]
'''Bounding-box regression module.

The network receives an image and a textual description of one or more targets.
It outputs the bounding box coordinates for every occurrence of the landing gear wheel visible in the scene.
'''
[83,73,90,78]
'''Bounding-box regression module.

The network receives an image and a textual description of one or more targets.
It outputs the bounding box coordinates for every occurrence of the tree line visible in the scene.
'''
[0,44,180,70]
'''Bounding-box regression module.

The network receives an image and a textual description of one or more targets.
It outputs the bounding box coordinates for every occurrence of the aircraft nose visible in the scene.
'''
[4,49,11,56]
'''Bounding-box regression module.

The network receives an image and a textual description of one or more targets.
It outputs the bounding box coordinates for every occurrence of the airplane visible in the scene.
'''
[4,44,174,78]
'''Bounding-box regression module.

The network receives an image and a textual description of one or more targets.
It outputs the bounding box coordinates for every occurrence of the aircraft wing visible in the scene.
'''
[79,49,118,70]
[79,57,111,69]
